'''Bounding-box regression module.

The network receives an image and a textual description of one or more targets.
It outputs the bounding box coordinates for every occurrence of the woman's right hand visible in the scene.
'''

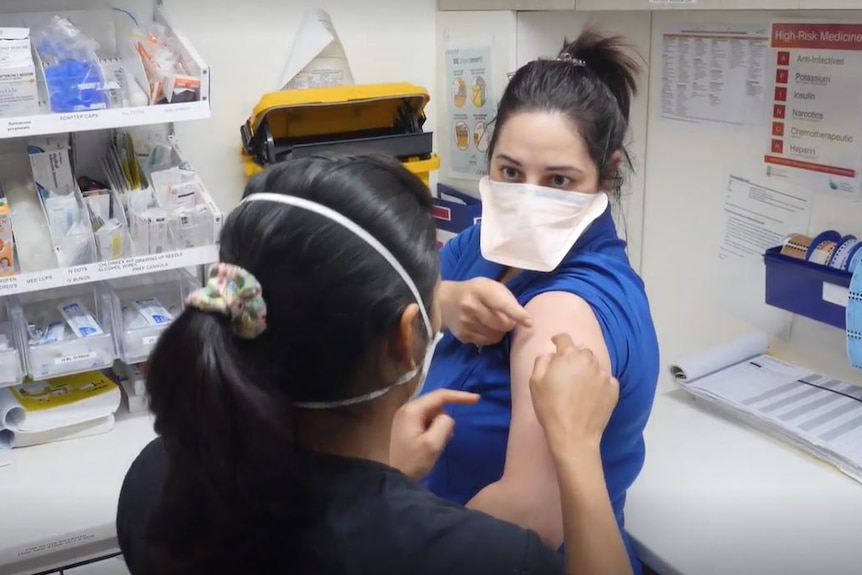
[439,279,533,346]
[529,334,619,455]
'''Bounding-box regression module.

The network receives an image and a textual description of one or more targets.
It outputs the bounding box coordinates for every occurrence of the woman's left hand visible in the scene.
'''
[390,389,480,480]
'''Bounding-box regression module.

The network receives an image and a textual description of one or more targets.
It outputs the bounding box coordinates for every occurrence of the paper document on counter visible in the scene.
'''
[717,174,812,335]
[0,372,120,449]
[671,334,862,484]
[2,414,115,449]
[279,9,353,90]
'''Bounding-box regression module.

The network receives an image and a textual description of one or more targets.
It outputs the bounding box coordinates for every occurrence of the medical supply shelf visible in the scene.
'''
[0,4,211,139]
[0,244,217,297]
[0,99,210,140]
[0,268,203,386]
[0,0,217,392]
[1,0,208,570]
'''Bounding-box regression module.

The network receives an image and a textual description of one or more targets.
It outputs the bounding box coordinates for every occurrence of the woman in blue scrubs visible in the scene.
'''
[422,29,660,574]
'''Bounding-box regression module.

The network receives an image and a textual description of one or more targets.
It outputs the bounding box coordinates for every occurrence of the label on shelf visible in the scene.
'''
[55,351,98,366]
[0,244,218,296]
[142,335,159,346]
[0,101,210,140]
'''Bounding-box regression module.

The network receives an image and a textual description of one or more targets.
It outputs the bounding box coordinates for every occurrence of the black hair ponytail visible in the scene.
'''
[144,310,304,573]
[559,28,640,123]
[138,153,438,573]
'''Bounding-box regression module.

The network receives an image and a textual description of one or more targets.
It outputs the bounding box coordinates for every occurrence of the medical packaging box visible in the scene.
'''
[0,28,39,117]
[28,135,77,196]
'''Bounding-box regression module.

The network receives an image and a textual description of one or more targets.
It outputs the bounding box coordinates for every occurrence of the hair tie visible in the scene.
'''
[186,263,267,339]
[557,53,587,67]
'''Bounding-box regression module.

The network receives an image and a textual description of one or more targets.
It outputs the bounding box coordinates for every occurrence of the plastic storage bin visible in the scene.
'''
[0,299,25,387]
[764,246,852,329]
[14,285,116,380]
[37,186,98,267]
[107,269,200,364]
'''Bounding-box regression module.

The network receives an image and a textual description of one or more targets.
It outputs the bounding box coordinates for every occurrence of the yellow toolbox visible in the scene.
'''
[240,82,439,187]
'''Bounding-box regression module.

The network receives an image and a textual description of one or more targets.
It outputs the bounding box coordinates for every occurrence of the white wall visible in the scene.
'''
[163,0,438,210]
[516,11,651,272]
[639,10,862,380]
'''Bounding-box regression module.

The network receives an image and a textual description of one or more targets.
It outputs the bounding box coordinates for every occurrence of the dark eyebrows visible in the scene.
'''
[496,154,522,166]
[544,165,584,175]
[495,154,585,176]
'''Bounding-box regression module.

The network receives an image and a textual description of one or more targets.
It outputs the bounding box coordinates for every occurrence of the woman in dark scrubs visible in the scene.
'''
[116,154,631,575]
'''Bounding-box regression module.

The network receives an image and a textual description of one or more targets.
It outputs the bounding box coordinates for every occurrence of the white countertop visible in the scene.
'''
[2,363,862,575]
[0,411,156,575]
[626,376,862,575]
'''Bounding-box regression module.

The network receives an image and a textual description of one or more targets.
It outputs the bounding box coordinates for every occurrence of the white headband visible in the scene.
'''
[240,192,433,336]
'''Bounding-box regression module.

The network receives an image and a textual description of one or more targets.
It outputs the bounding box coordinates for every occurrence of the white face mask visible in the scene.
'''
[240,192,441,409]
[478,176,609,272]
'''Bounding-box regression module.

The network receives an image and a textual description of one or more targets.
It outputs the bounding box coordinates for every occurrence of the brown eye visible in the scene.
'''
[501,167,520,180]
[550,175,571,188]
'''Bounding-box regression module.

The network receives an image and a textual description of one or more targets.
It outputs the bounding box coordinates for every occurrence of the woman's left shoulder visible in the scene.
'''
[519,254,657,378]
[524,249,649,317]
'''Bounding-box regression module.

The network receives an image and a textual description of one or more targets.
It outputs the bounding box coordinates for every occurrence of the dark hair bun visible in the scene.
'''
[559,28,641,121]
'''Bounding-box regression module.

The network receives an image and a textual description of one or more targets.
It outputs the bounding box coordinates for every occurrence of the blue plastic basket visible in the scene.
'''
[764,246,852,329]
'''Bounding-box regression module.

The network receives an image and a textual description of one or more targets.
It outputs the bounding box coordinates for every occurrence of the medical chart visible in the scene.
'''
[659,23,768,127]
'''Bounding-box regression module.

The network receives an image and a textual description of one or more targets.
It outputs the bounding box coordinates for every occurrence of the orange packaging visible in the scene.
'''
[0,198,13,277]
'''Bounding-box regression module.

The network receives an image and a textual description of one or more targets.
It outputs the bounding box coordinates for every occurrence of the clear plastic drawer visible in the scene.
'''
[15,285,116,380]
[0,298,24,387]
[107,269,199,364]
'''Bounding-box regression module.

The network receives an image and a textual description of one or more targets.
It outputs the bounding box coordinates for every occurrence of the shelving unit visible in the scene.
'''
[0,5,210,137]
[0,1,217,391]
[0,0,216,573]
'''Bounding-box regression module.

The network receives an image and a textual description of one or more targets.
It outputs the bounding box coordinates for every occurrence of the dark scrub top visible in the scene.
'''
[421,207,660,575]
[117,437,567,575]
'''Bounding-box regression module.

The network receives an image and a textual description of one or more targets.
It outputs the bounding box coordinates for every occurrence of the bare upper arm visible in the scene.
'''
[501,291,611,538]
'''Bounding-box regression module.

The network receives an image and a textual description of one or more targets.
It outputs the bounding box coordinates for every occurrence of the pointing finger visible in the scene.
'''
[479,287,532,329]
[409,389,480,415]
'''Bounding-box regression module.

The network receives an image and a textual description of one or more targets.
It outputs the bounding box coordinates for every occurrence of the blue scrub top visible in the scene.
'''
[421,208,659,573]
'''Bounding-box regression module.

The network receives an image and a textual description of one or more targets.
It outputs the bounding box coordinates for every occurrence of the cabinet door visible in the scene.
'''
[63,555,130,575]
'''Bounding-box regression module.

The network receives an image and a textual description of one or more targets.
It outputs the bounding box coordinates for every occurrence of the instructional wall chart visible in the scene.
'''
[444,46,495,178]
[765,22,862,198]
[660,23,768,127]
